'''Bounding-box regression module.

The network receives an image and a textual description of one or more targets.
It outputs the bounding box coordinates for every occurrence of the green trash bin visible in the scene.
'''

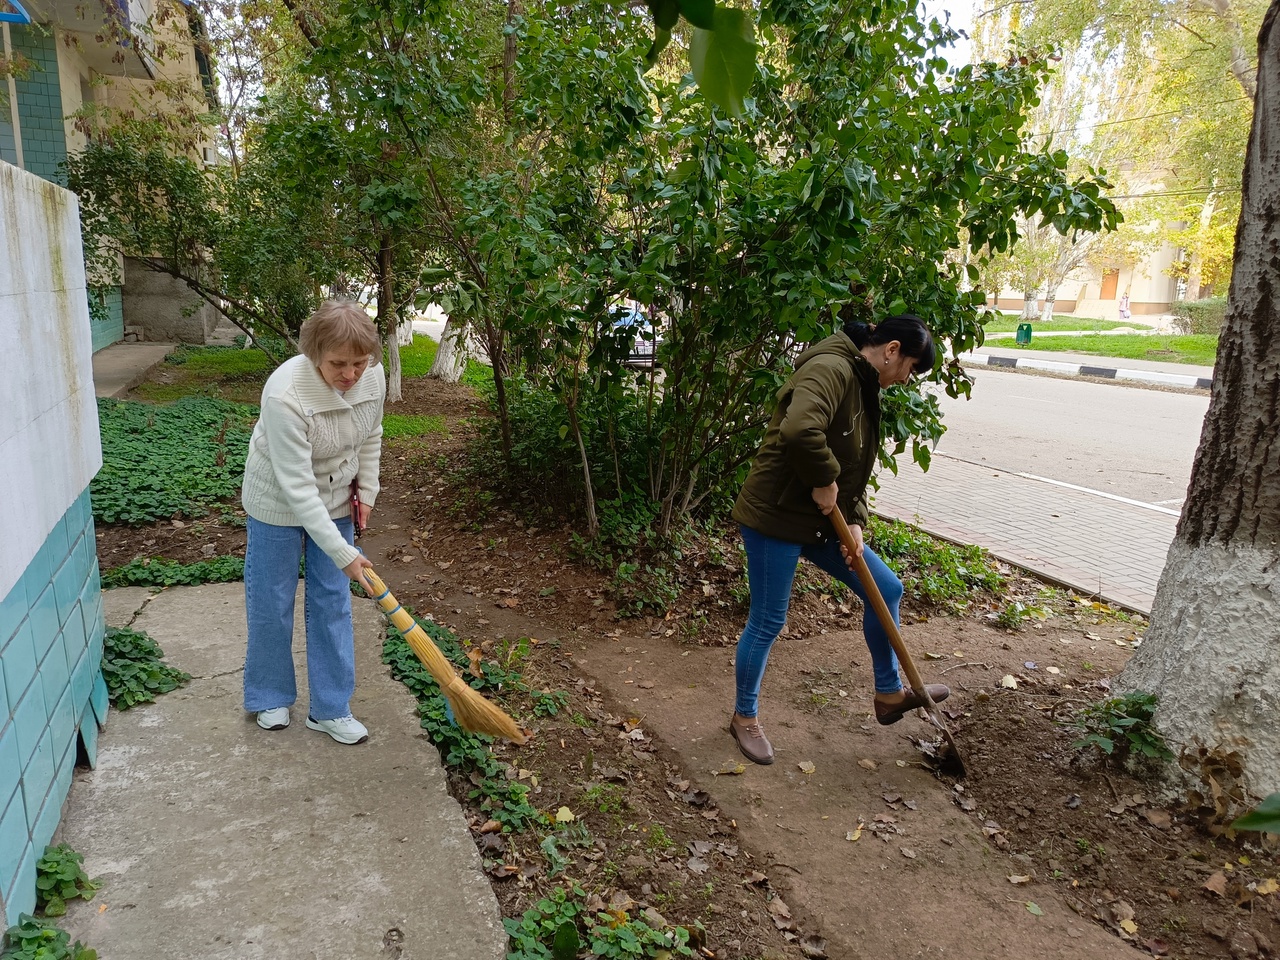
[1015,322,1032,345]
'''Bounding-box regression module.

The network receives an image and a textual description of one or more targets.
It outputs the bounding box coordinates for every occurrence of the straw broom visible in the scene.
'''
[362,568,527,744]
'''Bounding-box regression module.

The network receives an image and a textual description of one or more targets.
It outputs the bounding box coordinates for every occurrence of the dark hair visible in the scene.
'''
[843,313,935,376]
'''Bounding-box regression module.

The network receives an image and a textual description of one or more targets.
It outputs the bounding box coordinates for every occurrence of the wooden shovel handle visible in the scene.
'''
[827,507,937,708]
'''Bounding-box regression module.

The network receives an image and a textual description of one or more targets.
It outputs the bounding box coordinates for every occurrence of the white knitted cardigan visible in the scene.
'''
[241,354,385,569]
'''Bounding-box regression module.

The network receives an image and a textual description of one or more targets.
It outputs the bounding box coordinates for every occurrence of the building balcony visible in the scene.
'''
[21,0,155,78]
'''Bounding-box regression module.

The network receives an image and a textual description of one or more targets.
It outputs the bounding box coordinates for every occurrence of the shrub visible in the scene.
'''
[1169,297,1227,335]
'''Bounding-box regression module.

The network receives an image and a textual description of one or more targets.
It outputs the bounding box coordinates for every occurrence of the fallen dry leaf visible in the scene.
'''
[798,760,816,774]
[714,762,747,776]
[1256,878,1279,895]
[1008,875,1033,885]
[466,648,485,679]
[637,680,655,689]
[555,806,575,823]
[1000,674,1019,689]
[1120,919,1139,935]
[1142,809,1172,829]
[900,847,917,859]
[478,819,502,834]
[687,856,710,874]
[857,758,877,770]
[1203,872,1228,897]
[846,823,864,842]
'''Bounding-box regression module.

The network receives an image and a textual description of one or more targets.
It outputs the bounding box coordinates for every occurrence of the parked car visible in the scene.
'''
[608,305,662,367]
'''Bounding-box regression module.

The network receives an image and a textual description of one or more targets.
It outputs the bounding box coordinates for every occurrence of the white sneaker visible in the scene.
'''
[306,714,369,744]
[256,707,290,730]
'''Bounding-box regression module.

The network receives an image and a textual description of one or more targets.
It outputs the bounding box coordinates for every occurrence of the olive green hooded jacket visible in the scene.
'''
[731,331,880,546]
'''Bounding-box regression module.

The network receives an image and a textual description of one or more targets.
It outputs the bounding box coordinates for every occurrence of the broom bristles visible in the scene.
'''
[364,570,527,744]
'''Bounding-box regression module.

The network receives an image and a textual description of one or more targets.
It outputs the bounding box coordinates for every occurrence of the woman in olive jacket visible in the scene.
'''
[727,315,949,765]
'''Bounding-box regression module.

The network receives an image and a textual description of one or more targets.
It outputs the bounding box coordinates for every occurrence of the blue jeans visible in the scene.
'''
[734,524,904,718]
[243,516,356,721]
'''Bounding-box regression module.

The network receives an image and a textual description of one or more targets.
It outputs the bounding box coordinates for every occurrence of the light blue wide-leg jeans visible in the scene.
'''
[243,515,356,721]
[733,524,905,718]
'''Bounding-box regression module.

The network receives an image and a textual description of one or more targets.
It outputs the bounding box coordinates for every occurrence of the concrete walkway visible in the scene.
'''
[91,342,175,398]
[969,343,1214,391]
[57,583,506,960]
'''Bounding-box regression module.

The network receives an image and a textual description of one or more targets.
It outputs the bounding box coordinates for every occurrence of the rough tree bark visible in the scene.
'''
[1119,0,1280,799]
[1020,290,1038,320]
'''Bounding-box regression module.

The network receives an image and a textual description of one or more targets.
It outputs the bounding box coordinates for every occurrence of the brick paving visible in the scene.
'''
[872,452,1179,614]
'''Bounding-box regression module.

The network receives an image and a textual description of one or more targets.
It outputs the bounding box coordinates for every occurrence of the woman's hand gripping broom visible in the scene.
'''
[362,569,527,744]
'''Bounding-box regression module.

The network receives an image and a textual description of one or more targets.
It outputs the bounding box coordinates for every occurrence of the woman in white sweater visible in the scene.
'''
[241,300,385,744]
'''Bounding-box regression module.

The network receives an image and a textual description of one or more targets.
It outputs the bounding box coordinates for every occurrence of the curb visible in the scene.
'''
[961,352,1213,390]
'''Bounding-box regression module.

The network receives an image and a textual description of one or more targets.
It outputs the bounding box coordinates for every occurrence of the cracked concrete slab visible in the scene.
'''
[57,582,505,960]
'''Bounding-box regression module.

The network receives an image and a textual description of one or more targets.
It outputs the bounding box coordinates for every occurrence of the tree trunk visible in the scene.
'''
[1038,287,1057,323]
[1020,291,1038,320]
[378,234,402,403]
[1118,0,1280,800]
[1185,189,1218,302]
[428,314,469,383]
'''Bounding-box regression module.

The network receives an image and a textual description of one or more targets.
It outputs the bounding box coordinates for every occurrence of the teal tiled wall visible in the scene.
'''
[0,26,68,183]
[0,487,106,926]
[90,286,124,353]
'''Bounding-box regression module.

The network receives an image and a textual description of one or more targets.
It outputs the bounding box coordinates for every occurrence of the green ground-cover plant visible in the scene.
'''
[101,626,192,709]
[382,414,447,440]
[1014,333,1219,366]
[93,397,257,524]
[504,884,693,960]
[1071,692,1173,762]
[34,845,99,918]
[101,556,245,588]
[1,915,96,960]
[866,517,1005,607]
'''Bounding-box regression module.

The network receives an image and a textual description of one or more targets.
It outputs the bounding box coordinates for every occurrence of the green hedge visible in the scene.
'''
[1170,297,1227,335]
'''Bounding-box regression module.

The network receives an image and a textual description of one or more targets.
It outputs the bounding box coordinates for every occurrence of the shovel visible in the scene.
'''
[829,506,967,778]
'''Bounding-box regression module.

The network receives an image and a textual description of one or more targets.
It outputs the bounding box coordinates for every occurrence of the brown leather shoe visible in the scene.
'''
[729,713,775,765]
[874,684,951,726]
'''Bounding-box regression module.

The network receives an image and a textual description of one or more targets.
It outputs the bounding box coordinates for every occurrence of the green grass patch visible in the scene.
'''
[166,344,275,380]
[394,334,493,391]
[101,556,245,588]
[867,516,1005,608]
[982,314,1151,333]
[93,397,257,525]
[382,413,447,440]
[1014,333,1218,366]
[101,626,192,709]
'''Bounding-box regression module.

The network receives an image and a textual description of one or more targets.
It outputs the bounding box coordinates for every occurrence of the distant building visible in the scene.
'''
[990,239,1183,321]
[1,0,219,350]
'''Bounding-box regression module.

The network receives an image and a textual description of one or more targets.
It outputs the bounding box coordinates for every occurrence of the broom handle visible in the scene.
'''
[827,507,936,706]
[362,569,422,636]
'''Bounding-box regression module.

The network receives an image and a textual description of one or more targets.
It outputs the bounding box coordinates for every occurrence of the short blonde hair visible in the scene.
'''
[298,300,380,363]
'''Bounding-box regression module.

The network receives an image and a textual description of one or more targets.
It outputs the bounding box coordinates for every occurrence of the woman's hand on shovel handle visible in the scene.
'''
[812,482,838,515]
[839,523,865,567]
[343,554,373,588]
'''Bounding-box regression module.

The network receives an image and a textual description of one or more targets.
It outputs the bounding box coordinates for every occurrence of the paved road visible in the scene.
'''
[873,366,1210,613]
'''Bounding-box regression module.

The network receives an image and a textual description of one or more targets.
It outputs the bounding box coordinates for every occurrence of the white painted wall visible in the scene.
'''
[0,160,102,599]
